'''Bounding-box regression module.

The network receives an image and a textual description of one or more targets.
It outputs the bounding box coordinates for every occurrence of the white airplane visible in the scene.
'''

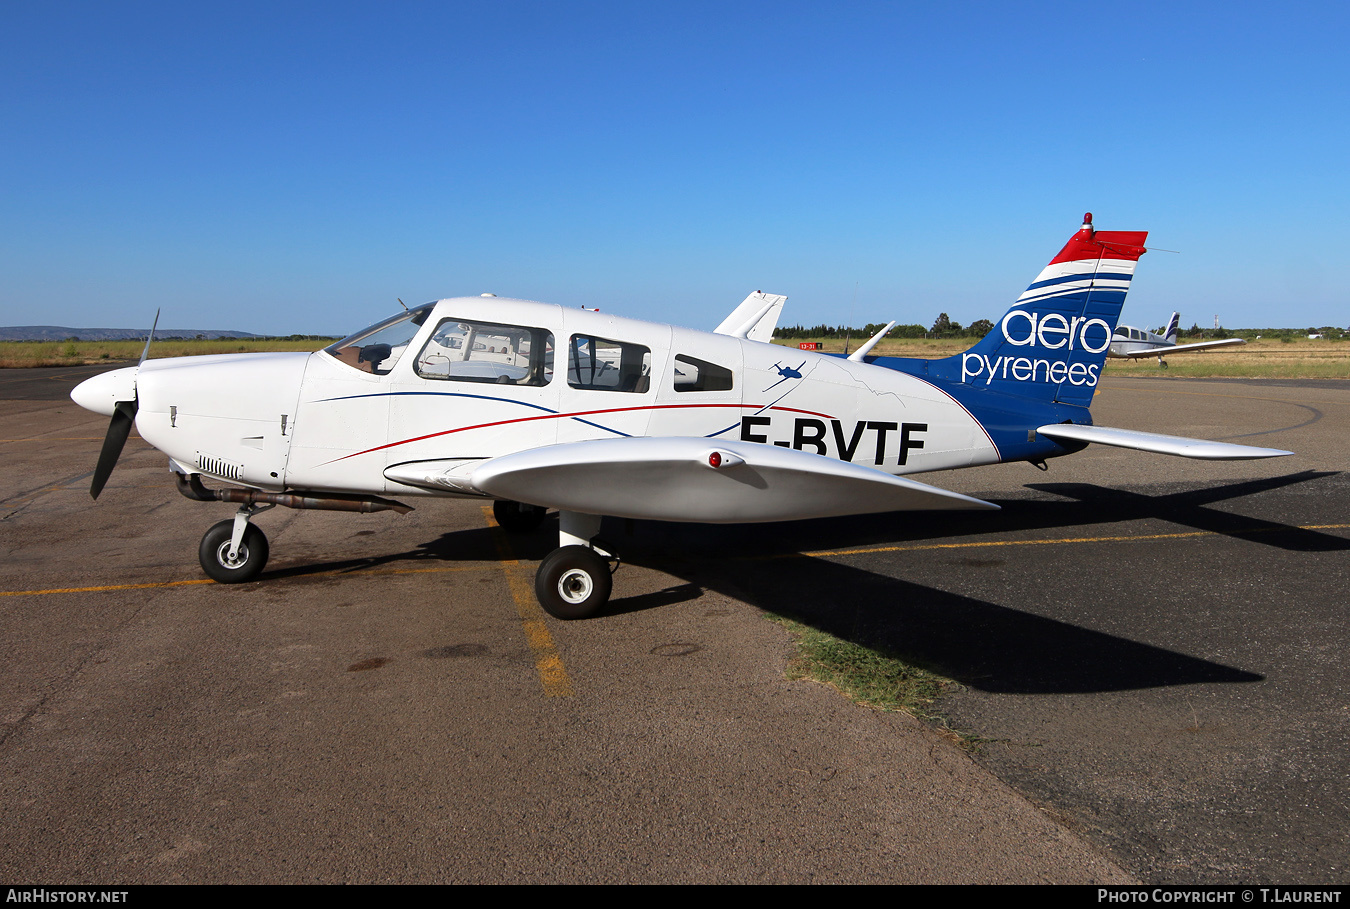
[70,214,1291,619]
[1109,312,1246,366]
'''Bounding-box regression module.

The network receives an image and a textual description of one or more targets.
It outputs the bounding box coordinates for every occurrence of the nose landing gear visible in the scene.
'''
[199,508,271,583]
[181,472,413,584]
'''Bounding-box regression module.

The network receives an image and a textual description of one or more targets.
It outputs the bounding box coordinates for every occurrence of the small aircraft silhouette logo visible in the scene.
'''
[763,361,806,392]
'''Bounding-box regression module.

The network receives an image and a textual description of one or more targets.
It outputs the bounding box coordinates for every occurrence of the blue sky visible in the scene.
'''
[3,1,1347,335]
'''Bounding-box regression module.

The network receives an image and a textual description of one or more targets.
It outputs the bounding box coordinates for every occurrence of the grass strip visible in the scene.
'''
[766,612,958,719]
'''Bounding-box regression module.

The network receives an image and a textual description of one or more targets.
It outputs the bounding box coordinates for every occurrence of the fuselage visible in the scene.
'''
[1108,323,1172,358]
[111,296,1083,498]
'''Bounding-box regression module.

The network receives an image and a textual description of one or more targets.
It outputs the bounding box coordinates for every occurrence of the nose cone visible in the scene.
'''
[71,367,138,417]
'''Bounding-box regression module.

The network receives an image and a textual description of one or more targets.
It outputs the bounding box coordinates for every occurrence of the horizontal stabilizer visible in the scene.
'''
[848,321,897,362]
[1036,424,1293,460]
[470,437,998,523]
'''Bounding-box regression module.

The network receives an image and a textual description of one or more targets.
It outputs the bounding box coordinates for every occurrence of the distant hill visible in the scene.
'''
[0,326,260,341]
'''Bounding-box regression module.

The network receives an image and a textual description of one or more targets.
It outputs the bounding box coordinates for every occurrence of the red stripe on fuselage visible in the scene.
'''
[326,402,838,463]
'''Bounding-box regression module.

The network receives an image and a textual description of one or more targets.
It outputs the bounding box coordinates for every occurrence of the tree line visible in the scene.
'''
[773,314,995,340]
[774,315,1349,342]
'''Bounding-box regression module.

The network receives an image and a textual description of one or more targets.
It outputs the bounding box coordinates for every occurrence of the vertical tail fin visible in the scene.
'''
[715,291,787,342]
[932,213,1147,407]
[1164,312,1180,344]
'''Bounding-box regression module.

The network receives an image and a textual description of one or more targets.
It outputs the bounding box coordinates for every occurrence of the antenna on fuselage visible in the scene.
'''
[397,298,408,311]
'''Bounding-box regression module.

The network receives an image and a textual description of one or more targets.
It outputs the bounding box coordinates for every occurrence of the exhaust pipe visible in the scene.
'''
[176,472,413,514]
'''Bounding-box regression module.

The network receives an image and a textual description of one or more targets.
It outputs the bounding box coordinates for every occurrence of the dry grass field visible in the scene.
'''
[0,338,332,368]
[4,336,1348,379]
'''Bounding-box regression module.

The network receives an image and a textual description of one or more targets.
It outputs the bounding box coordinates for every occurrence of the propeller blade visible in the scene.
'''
[90,400,137,499]
[139,309,159,366]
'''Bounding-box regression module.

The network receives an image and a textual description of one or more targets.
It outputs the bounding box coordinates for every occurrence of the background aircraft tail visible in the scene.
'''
[1164,312,1180,343]
[922,213,1148,407]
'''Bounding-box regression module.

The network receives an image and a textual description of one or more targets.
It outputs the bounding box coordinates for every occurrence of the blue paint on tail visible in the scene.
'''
[859,215,1149,462]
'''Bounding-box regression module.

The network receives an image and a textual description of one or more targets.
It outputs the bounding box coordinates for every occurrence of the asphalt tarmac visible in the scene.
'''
[2,364,1345,883]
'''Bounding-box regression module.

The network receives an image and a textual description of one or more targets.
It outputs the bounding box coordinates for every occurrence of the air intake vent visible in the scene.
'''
[197,452,243,481]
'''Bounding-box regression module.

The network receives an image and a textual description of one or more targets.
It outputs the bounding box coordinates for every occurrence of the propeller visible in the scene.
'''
[88,309,158,499]
[90,401,137,499]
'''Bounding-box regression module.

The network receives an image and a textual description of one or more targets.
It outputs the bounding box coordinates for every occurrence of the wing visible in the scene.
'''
[1121,338,1246,358]
[714,291,787,342]
[1036,424,1292,460]
[467,437,997,522]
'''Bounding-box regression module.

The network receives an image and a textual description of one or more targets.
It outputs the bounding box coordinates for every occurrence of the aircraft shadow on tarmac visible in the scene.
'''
[257,471,1343,695]
[617,471,1337,694]
[613,470,1343,559]
[684,558,1263,696]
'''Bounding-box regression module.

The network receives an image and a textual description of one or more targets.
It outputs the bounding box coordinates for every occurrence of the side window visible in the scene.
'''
[568,335,651,393]
[673,355,734,392]
[415,319,554,386]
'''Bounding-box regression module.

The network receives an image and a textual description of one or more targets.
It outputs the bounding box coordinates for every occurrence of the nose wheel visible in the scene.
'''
[198,513,270,583]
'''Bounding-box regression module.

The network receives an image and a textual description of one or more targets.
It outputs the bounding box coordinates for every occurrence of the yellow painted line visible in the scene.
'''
[750,522,1350,561]
[0,563,489,598]
[480,504,573,698]
[1,578,217,596]
[8,523,1349,597]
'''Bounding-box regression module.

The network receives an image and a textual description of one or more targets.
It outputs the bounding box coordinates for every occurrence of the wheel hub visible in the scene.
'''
[557,568,593,604]
[215,541,249,569]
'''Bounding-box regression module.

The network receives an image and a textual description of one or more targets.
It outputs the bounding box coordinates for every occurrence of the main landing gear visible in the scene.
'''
[492,498,548,533]
[536,546,612,620]
[494,505,617,621]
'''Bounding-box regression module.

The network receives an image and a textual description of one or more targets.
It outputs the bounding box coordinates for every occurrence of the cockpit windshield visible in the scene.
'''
[325,303,435,374]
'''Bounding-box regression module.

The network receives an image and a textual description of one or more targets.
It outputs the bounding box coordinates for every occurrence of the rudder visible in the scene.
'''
[1164,312,1180,344]
[931,213,1147,407]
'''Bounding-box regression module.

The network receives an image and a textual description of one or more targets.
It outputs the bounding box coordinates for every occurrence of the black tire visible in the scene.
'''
[493,498,548,533]
[534,546,612,620]
[198,520,269,583]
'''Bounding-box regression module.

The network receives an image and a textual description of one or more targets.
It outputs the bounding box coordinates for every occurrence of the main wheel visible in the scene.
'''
[199,520,269,583]
[534,546,612,620]
[493,498,548,533]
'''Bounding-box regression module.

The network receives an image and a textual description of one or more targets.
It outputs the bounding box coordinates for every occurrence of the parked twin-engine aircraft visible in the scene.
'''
[71,214,1291,619]
[1109,311,1247,366]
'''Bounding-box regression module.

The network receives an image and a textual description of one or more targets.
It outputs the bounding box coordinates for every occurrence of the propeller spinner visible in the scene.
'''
[72,310,158,499]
